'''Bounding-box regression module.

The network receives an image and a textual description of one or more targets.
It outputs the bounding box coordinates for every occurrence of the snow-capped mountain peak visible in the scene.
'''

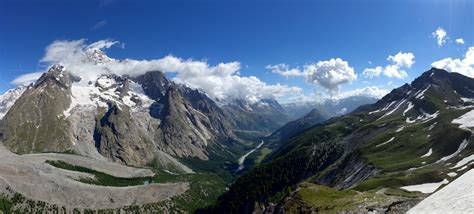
[85,48,114,64]
[64,72,153,118]
[0,86,27,119]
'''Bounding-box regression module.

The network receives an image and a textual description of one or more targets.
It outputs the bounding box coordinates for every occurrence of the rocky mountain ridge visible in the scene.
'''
[0,63,239,173]
[210,68,474,213]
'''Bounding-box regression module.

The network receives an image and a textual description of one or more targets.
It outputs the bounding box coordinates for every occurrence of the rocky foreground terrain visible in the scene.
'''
[0,144,189,212]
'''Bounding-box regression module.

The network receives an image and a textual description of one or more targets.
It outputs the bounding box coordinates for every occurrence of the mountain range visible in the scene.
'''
[0,50,375,174]
[2,49,472,213]
[209,68,474,213]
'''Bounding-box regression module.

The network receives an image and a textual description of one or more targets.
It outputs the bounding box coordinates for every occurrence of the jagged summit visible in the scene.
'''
[85,48,114,64]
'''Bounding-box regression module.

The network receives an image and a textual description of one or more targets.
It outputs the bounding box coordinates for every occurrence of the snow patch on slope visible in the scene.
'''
[401,179,449,194]
[421,148,433,158]
[376,137,395,147]
[447,172,457,177]
[405,110,439,124]
[415,85,431,99]
[452,109,474,131]
[378,99,406,120]
[451,154,474,169]
[437,139,469,163]
[408,170,474,213]
[369,101,396,115]
[396,126,405,132]
[460,97,474,103]
[403,102,414,116]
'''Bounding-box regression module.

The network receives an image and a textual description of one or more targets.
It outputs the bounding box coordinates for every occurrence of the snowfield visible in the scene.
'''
[401,179,449,194]
[451,154,474,169]
[452,109,474,131]
[63,77,153,118]
[408,169,474,214]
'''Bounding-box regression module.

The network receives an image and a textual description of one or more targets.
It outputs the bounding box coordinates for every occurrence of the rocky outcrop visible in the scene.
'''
[316,152,379,189]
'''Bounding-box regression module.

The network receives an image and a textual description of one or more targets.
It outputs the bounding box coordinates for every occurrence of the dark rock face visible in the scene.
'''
[94,104,157,166]
[133,71,171,100]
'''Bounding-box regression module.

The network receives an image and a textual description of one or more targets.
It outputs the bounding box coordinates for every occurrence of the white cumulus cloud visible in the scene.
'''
[362,52,413,79]
[432,47,474,78]
[432,27,447,47]
[12,39,303,103]
[387,52,415,68]
[383,64,408,79]
[362,66,383,79]
[267,58,357,94]
[304,58,357,93]
[265,64,304,77]
[456,38,465,45]
[332,86,389,100]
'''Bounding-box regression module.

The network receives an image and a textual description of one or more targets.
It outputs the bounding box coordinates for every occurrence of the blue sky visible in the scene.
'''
[1,0,473,102]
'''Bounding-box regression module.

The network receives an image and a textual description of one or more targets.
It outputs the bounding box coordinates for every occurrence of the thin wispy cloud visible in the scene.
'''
[91,20,107,30]
[11,71,44,85]
[98,0,116,8]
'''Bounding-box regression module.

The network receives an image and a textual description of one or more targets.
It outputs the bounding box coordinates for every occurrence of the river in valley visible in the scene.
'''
[236,140,264,172]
